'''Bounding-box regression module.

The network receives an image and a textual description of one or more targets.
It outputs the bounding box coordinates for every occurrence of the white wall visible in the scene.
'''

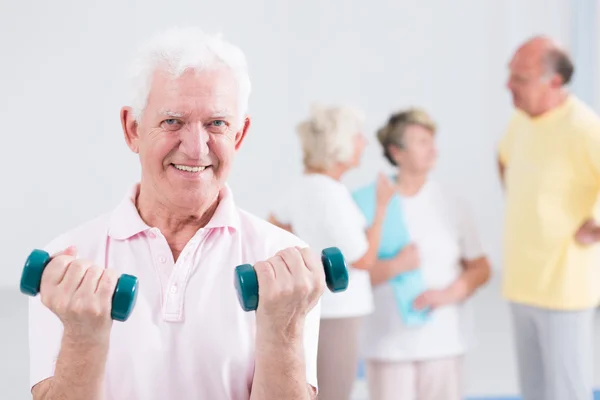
[0,0,575,288]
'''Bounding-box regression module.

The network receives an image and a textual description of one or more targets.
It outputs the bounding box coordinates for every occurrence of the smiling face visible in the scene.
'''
[121,67,250,211]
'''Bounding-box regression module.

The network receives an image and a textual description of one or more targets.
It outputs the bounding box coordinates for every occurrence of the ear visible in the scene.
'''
[550,73,563,89]
[121,106,140,153]
[234,116,251,151]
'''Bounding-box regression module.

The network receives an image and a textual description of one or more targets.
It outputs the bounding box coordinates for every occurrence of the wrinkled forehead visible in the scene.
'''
[146,68,240,119]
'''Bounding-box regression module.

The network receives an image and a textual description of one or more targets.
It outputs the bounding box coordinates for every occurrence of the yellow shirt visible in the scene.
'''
[499,95,600,310]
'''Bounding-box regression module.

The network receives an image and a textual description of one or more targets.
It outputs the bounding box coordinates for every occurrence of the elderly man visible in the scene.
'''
[498,35,600,400]
[28,27,324,400]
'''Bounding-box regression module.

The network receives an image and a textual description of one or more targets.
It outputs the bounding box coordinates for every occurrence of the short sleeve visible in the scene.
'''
[321,192,369,265]
[28,239,68,390]
[498,112,519,165]
[302,300,321,391]
[456,197,485,260]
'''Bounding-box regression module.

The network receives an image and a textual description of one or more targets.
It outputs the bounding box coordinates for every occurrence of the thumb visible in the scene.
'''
[64,245,78,257]
[50,245,78,259]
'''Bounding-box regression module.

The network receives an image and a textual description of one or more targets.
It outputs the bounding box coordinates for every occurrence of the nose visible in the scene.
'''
[180,122,209,159]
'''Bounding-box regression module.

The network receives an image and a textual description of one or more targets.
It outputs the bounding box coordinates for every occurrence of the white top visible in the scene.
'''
[360,179,484,361]
[271,174,374,319]
[28,184,320,399]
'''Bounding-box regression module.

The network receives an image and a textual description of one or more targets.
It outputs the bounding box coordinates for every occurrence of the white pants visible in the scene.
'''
[365,356,463,400]
[510,302,596,400]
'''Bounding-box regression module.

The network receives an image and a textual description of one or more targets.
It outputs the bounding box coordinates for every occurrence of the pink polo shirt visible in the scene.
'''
[28,184,320,399]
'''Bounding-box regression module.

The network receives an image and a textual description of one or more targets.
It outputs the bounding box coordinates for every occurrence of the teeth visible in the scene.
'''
[173,164,207,173]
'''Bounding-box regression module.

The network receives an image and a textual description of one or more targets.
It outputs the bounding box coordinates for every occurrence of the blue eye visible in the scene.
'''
[161,119,183,130]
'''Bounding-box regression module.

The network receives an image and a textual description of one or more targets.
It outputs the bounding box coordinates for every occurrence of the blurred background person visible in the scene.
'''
[498,36,600,400]
[268,104,408,400]
[359,108,492,400]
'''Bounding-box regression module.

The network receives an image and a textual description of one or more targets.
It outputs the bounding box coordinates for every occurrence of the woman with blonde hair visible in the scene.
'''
[356,108,492,400]
[268,104,413,400]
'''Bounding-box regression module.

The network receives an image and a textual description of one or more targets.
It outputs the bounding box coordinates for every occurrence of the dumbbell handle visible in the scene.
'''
[234,246,349,312]
[20,249,139,322]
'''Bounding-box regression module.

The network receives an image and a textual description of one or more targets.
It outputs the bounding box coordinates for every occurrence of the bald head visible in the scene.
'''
[507,35,573,116]
[513,36,574,85]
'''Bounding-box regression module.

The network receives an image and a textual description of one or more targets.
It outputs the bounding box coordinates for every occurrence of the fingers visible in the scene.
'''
[96,269,119,301]
[270,254,293,280]
[254,256,293,298]
[277,247,324,292]
[40,255,74,288]
[254,260,276,285]
[295,247,320,273]
[49,245,78,259]
[254,246,324,315]
[59,258,94,294]
[78,266,106,295]
[41,246,79,288]
[276,247,306,276]
[296,247,326,291]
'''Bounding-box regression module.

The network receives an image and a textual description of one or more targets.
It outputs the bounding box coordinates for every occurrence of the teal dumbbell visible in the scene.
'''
[234,247,349,312]
[20,249,139,322]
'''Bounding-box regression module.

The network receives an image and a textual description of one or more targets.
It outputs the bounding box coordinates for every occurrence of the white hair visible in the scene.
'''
[296,104,365,170]
[127,26,251,123]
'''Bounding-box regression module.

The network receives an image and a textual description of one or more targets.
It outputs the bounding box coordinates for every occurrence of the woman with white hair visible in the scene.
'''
[268,104,413,400]
[357,108,492,400]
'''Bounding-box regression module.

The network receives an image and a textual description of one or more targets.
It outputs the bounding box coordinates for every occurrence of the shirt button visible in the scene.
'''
[158,256,167,264]
[148,232,156,239]
[170,285,178,294]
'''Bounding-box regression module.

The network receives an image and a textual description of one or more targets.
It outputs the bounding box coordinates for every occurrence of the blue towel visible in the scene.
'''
[352,180,430,327]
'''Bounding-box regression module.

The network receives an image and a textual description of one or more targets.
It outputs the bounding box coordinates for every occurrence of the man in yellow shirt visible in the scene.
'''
[498,36,600,400]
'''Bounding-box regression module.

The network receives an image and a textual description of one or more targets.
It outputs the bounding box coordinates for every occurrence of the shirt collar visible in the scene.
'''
[108,183,241,241]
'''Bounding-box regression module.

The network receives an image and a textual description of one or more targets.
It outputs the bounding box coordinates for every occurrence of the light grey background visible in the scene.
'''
[1,0,598,398]
[0,0,581,288]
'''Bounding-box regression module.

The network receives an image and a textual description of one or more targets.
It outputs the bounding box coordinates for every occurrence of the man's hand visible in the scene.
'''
[575,219,600,245]
[250,247,324,400]
[40,246,118,344]
[254,247,325,338]
[32,245,117,400]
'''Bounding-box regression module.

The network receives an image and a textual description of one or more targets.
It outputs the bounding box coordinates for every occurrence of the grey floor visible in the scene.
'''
[1,275,598,399]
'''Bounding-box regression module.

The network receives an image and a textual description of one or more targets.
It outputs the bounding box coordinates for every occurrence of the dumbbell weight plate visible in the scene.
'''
[234,246,349,312]
[20,249,139,322]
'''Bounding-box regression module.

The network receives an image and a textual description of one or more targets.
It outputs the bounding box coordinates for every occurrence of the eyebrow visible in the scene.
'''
[210,109,234,119]
[158,110,187,118]
[157,109,235,120]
